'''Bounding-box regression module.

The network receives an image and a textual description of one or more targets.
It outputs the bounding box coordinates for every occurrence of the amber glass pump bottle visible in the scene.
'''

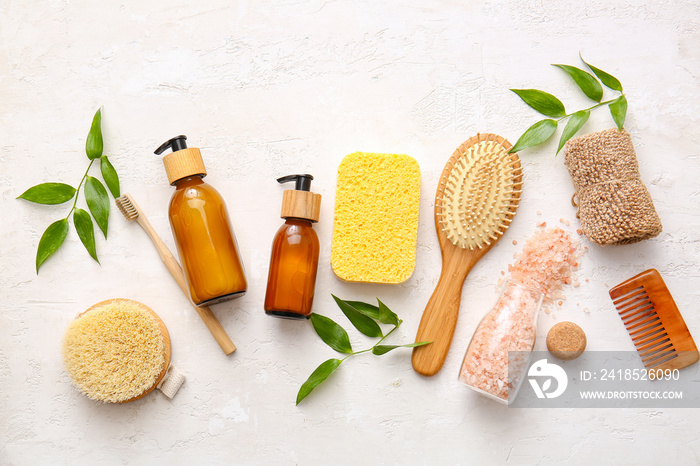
[156,135,247,307]
[264,174,321,319]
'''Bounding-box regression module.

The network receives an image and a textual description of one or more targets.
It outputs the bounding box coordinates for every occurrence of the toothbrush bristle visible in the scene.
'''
[115,194,138,220]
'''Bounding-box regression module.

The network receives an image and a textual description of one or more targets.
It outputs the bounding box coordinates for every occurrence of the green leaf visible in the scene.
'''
[84,176,109,238]
[296,358,342,405]
[510,89,566,118]
[73,208,98,263]
[17,183,76,205]
[377,299,400,326]
[609,95,628,131]
[344,300,400,326]
[552,64,603,102]
[36,218,69,273]
[100,156,120,198]
[345,301,381,319]
[332,295,383,338]
[557,110,590,154]
[85,108,103,160]
[580,55,623,92]
[310,313,353,354]
[372,342,431,356]
[510,119,558,153]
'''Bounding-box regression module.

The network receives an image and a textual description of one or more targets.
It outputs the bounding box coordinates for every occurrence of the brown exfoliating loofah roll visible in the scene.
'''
[564,128,662,246]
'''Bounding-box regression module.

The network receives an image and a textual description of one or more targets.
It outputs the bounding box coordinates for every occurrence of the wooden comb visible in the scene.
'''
[609,269,699,371]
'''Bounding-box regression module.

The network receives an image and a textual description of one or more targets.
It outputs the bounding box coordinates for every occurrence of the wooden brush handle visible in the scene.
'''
[412,253,473,376]
[135,214,237,355]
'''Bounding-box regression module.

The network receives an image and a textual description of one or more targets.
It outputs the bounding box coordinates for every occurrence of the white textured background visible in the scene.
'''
[2,0,700,464]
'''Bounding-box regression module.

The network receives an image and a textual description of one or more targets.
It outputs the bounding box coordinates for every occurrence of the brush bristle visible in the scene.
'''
[62,298,167,403]
[437,135,522,249]
[115,194,138,220]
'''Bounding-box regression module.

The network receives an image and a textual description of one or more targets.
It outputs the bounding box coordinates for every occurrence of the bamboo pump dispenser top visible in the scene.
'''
[156,135,247,307]
[265,174,322,319]
[278,174,321,223]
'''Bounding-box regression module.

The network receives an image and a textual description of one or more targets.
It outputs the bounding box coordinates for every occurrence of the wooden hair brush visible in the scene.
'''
[609,269,699,371]
[412,133,522,376]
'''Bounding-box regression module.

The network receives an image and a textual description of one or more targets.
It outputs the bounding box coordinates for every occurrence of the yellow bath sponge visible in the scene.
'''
[331,152,421,284]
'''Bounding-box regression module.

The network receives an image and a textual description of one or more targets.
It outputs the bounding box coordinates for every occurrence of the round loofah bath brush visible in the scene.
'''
[62,298,171,403]
[413,133,522,376]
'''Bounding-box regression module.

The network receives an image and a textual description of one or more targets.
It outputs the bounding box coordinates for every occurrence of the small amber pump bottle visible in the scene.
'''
[156,135,247,307]
[264,174,321,319]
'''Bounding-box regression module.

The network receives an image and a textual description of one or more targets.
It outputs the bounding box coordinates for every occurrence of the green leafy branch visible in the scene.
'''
[509,54,627,155]
[17,108,121,272]
[296,295,430,405]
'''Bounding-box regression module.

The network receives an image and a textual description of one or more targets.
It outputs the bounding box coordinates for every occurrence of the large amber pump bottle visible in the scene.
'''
[156,135,247,307]
[264,174,321,319]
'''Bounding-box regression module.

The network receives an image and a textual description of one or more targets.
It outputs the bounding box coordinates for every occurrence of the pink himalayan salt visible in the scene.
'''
[459,227,583,402]
[507,226,581,309]
[459,281,542,402]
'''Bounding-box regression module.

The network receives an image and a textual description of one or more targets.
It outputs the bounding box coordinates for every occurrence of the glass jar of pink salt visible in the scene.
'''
[458,280,543,404]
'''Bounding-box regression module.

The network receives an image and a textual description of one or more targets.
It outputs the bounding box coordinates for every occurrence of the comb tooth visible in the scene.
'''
[618,296,654,316]
[646,352,678,368]
[636,334,671,353]
[619,301,654,320]
[640,340,673,358]
[643,352,675,369]
[641,343,674,362]
[625,309,659,328]
[626,314,660,333]
[616,295,650,314]
[633,325,666,346]
[640,346,673,366]
[621,305,656,327]
[612,285,645,301]
[630,321,664,340]
[635,330,668,350]
[622,308,657,331]
[622,305,656,324]
[612,286,646,306]
[615,289,650,310]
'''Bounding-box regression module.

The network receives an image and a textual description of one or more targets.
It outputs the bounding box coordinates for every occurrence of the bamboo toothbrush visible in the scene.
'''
[412,133,522,376]
[116,193,236,355]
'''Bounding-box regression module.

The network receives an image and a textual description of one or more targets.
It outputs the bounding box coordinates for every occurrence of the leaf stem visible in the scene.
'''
[65,159,95,219]
[375,322,401,347]
[348,320,403,356]
[556,96,623,122]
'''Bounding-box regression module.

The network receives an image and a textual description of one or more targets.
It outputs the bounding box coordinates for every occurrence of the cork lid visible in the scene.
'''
[155,135,207,185]
[277,174,321,222]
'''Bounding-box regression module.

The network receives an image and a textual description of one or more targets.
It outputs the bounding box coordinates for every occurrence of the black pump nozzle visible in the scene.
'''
[277,174,314,191]
[155,135,188,155]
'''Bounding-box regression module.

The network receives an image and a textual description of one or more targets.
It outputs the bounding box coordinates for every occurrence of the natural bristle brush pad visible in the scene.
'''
[412,133,522,376]
[62,299,173,403]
